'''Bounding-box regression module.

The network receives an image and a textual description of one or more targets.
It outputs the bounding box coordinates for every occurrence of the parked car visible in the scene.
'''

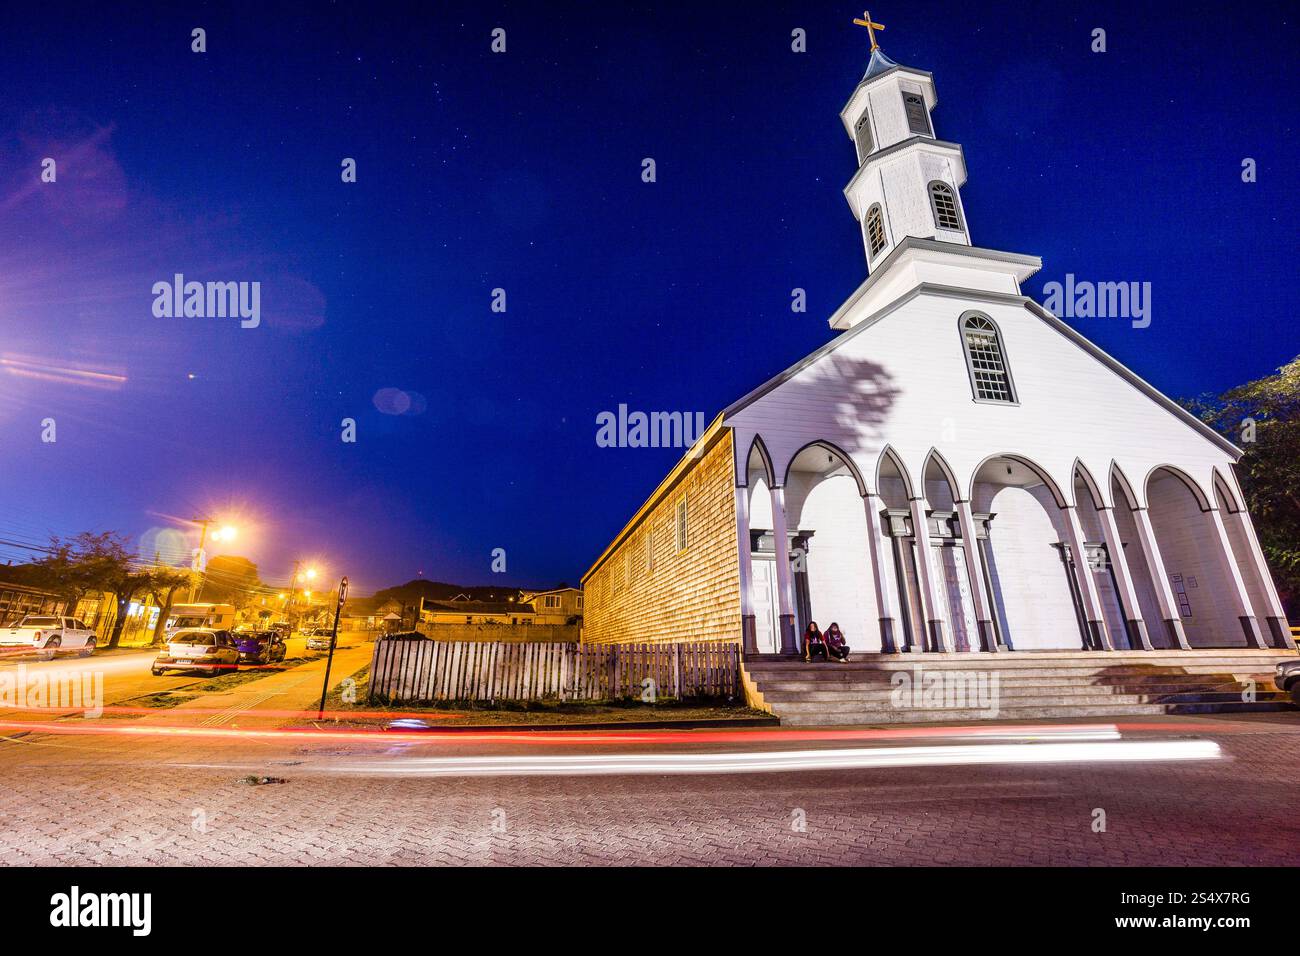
[0,615,97,660]
[1275,660,1300,705]
[306,631,333,651]
[151,628,240,677]
[234,630,287,665]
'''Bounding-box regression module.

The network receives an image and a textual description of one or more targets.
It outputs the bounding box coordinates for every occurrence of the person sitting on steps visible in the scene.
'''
[824,622,851,663]
[802,621,827,662]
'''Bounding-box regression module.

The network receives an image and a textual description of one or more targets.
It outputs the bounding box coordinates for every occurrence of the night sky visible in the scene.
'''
[0,1,1294,594]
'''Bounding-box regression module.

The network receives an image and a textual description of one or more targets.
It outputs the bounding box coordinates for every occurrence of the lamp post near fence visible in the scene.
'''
[317,576,348,720]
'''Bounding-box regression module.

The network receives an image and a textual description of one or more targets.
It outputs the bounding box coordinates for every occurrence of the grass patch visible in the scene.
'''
[122,653,323,710]
[112,691,200,711]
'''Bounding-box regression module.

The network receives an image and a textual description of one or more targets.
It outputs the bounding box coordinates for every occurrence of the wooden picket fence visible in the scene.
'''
[367,637,740,703]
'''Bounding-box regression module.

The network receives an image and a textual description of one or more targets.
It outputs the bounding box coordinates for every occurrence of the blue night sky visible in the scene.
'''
[0,1,1294,594]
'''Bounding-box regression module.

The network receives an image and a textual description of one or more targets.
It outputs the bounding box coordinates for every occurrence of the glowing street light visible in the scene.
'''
[188,516,240,601]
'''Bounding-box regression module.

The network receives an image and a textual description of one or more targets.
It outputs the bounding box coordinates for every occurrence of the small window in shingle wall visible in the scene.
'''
[645,529,655,571]
[675,496,689,551]
[853,113,874,163]
[929,181,962,231]
[961,314,1016,403]
[903,91,932,136]
[866,205,887,259]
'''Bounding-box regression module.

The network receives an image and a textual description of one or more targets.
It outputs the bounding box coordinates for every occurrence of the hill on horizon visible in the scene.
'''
[368,579,573,605]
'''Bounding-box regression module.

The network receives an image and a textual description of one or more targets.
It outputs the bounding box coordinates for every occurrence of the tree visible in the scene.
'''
[33,532,195,648]
[147,566,196,645]
[1182,355,1300,615]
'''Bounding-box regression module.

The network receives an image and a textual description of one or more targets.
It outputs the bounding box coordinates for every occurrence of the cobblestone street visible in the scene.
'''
[2,713,1297,866]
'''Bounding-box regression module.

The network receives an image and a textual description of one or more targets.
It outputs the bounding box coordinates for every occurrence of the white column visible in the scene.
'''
[1062,506,1114,651]
[1224,501,1293,649]
[863,493,899,653]
[1131,507,1192,650]
[908,497,947,652]
[1206,508,1268,649]
[734,485,756,655]
[1097,506,1154,650]
[955,500,998,653]
[769,485,798,656]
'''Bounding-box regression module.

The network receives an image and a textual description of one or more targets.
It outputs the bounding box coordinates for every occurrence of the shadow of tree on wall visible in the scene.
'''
[767,351,900,453]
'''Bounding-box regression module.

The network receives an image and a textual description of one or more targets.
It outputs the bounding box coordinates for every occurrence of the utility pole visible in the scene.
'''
[287,560,301,624]
[317,576,349,720]
[187,517,213,602]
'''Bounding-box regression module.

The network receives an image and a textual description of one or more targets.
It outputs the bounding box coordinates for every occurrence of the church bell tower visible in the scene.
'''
[841,13,971,272]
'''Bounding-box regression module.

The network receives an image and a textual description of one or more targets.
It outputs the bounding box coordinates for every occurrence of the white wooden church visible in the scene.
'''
[581,30,1295,686]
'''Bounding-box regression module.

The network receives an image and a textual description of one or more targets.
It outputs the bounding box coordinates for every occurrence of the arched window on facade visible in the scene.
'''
[928,181,963,232]
[865,204,886,259]
[961,313,1016,403]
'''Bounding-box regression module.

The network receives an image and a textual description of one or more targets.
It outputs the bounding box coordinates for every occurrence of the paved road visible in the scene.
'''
[0,634,354,719]
[0,708,1296,866]
[0,646,202,711]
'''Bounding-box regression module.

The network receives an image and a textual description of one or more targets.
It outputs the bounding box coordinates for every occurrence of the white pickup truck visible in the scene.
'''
[0,615,97,660]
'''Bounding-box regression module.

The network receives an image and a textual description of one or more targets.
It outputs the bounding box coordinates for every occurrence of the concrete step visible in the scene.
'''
[747,663,1284,680]
[766,690,1292,713]
[759,683,1275,703]
[745,652,1295,670]
[774,699,1297,726]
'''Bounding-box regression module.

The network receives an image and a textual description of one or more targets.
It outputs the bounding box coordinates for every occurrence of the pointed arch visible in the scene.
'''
[875,444,915,501]
[1109,462,1141,510]
[742,434,775,489]
[1211,467,1244,513]
[967,453,1067,508]
[921,447,963,502]
[1071,459,1106,510]
[1144,464,1213,512]
[782,440,868,498]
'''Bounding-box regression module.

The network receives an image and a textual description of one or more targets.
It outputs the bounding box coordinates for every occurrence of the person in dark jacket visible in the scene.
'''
[824,622,851,662]
[802,621,826,662]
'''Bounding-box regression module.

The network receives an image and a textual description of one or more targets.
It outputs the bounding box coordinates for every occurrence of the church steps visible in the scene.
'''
[755,671,1274,688]
[767,689,1291,710]
[774,700,1294,726]
[743,652,1298,725]
[759,683,1274,703]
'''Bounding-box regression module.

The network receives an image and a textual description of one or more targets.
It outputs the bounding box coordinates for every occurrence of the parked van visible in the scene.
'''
[165,603,236,639]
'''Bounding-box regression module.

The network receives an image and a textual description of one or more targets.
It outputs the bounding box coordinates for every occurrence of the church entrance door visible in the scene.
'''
[752,557,781,654]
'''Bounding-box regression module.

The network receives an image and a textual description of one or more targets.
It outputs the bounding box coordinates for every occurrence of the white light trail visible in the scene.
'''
[319,739,1221,778]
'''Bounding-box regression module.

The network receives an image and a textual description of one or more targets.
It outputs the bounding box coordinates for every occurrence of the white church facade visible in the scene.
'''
[581,41,1295,663]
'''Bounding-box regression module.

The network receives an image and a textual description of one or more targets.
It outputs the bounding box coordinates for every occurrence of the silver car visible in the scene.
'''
[151,628,240,677]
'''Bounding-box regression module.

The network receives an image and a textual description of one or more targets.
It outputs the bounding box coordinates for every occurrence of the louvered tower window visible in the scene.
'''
[902,91,932,136]
[961,314,1016,403]
[854,113,874,163]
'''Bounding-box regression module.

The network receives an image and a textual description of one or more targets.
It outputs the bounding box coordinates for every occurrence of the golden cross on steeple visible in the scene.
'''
[852,10,885,51]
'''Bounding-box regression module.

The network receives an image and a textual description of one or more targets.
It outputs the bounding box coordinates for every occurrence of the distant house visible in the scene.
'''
[340,596,406,631]
[0,579,65,625]
[420,596,536,626]
[519,587,584,625]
